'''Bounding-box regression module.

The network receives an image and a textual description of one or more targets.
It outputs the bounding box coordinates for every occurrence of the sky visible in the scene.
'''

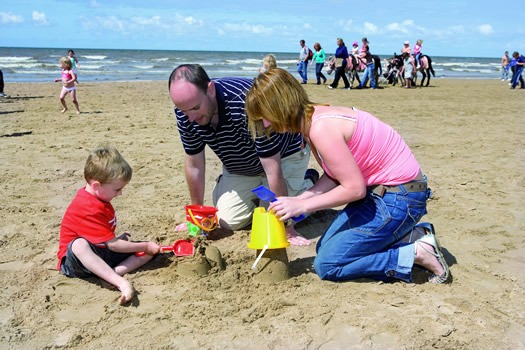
[1,0,524,58]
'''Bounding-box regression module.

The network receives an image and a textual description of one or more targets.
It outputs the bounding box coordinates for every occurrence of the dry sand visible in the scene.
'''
[0,77,524,349]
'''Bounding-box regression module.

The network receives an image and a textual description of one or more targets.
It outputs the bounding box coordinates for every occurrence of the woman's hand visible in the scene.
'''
[268,196,306,222]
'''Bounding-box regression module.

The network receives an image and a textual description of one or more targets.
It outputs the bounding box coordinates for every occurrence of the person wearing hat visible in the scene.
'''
[402,41,411,55]
[350,41,359,56]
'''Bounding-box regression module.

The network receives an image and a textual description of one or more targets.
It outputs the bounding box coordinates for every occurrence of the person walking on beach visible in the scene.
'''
[297,40,309,84]
[57,145,161,305]
[0,68,8,97]
[246,68,449,285]
[312,42,327,85]
[68,49,80,84]
[327,38,350,90]
[501,51,510,81]
[356,42,377,89]
[401,52,415,88]
[510,51,525,89]
[54,57,80,114]
[168,64,317,246]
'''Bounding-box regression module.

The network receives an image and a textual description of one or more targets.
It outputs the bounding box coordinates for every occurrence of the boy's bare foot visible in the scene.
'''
[76,110,80,115]
[61,108,67,113]
[118,280,135,305]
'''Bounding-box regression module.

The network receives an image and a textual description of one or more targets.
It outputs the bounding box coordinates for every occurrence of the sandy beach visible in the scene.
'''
[0,77,524,349]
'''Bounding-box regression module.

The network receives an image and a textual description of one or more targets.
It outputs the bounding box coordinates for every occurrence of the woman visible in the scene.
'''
[312,42,327,85]
[327,38,350,90]
[246,68,449,284]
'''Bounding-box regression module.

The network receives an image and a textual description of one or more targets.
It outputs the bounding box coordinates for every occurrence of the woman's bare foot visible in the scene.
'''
[117,280,135,305]
[286,226,311,246]
[415,241,444,276]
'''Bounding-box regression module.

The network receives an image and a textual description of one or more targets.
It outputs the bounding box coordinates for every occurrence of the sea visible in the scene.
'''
[0,47,502,83]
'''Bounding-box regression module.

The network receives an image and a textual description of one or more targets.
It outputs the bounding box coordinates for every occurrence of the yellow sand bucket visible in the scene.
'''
[247,207,289,250]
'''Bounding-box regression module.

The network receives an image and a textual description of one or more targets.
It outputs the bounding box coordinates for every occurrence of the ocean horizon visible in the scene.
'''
[0,47,503,83]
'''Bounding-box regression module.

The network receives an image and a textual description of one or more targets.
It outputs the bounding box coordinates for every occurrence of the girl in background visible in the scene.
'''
[54,57,80,114]
[413,39,423,67]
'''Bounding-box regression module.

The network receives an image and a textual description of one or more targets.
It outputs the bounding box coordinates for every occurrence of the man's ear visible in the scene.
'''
[207,81,216,98]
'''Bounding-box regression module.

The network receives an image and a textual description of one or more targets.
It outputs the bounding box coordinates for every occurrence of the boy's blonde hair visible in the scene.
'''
[59,56,72,69]
[262,54,277,71]
[84,145,132,184]
[246,68,315,137]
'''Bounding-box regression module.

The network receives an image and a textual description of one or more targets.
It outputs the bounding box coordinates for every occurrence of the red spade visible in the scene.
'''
[135,239,195,257]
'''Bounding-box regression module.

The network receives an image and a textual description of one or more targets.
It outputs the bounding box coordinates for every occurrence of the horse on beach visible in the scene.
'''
[415,55,435,87]
[383,54,404,86]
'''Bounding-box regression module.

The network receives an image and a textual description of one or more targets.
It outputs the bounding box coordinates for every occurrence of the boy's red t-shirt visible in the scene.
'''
[56,187,117,270]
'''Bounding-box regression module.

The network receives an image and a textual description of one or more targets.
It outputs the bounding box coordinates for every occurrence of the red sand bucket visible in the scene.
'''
[185,205,218,233]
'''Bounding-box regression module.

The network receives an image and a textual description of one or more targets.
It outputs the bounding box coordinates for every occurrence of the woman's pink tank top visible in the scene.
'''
[313,109,420,186]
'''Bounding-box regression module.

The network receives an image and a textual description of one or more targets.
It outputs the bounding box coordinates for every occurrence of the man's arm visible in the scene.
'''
[184,151,206,204]
[259,153,287,197]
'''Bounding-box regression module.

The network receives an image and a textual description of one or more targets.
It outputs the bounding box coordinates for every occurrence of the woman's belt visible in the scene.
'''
[369,173,427,197]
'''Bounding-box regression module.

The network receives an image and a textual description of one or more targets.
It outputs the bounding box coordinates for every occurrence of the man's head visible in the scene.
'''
[299,40,305,47]
[168,64,218,125]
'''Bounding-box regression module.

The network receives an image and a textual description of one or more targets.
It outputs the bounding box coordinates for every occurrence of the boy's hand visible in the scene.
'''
[145,241,161,256]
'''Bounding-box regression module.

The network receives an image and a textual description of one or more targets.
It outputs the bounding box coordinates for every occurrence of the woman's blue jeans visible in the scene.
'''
[314,185,428,282]
[359,63,376,88]
[315,62,326,84]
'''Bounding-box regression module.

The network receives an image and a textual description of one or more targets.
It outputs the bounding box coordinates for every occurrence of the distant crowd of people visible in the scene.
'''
[291,37,427,90]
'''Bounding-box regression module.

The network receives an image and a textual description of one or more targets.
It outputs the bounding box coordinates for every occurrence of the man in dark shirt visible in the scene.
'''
[168,64,314,245]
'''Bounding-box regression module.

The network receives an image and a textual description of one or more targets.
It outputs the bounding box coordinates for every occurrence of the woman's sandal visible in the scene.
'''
[416,233,450,284]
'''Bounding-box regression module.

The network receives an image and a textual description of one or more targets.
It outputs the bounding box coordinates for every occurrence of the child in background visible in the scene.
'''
[68,49,80,84]
[54,57,80,114]
[57,145,161,305]
[350,41,359,56]
[413,39,423,66]
[259,54,277,74]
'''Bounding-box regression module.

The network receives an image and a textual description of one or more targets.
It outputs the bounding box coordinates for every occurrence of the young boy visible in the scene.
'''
[57,145,160,305]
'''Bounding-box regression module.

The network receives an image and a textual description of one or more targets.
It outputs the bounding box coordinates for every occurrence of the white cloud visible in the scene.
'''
[83,16,127,33]
[477,24,493,35]
[222,22,272,35]
[364,22,378,34]
[32,11,48,25]
[177,15,203,26]
[0,12,23,24]
[386,22,409,34]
